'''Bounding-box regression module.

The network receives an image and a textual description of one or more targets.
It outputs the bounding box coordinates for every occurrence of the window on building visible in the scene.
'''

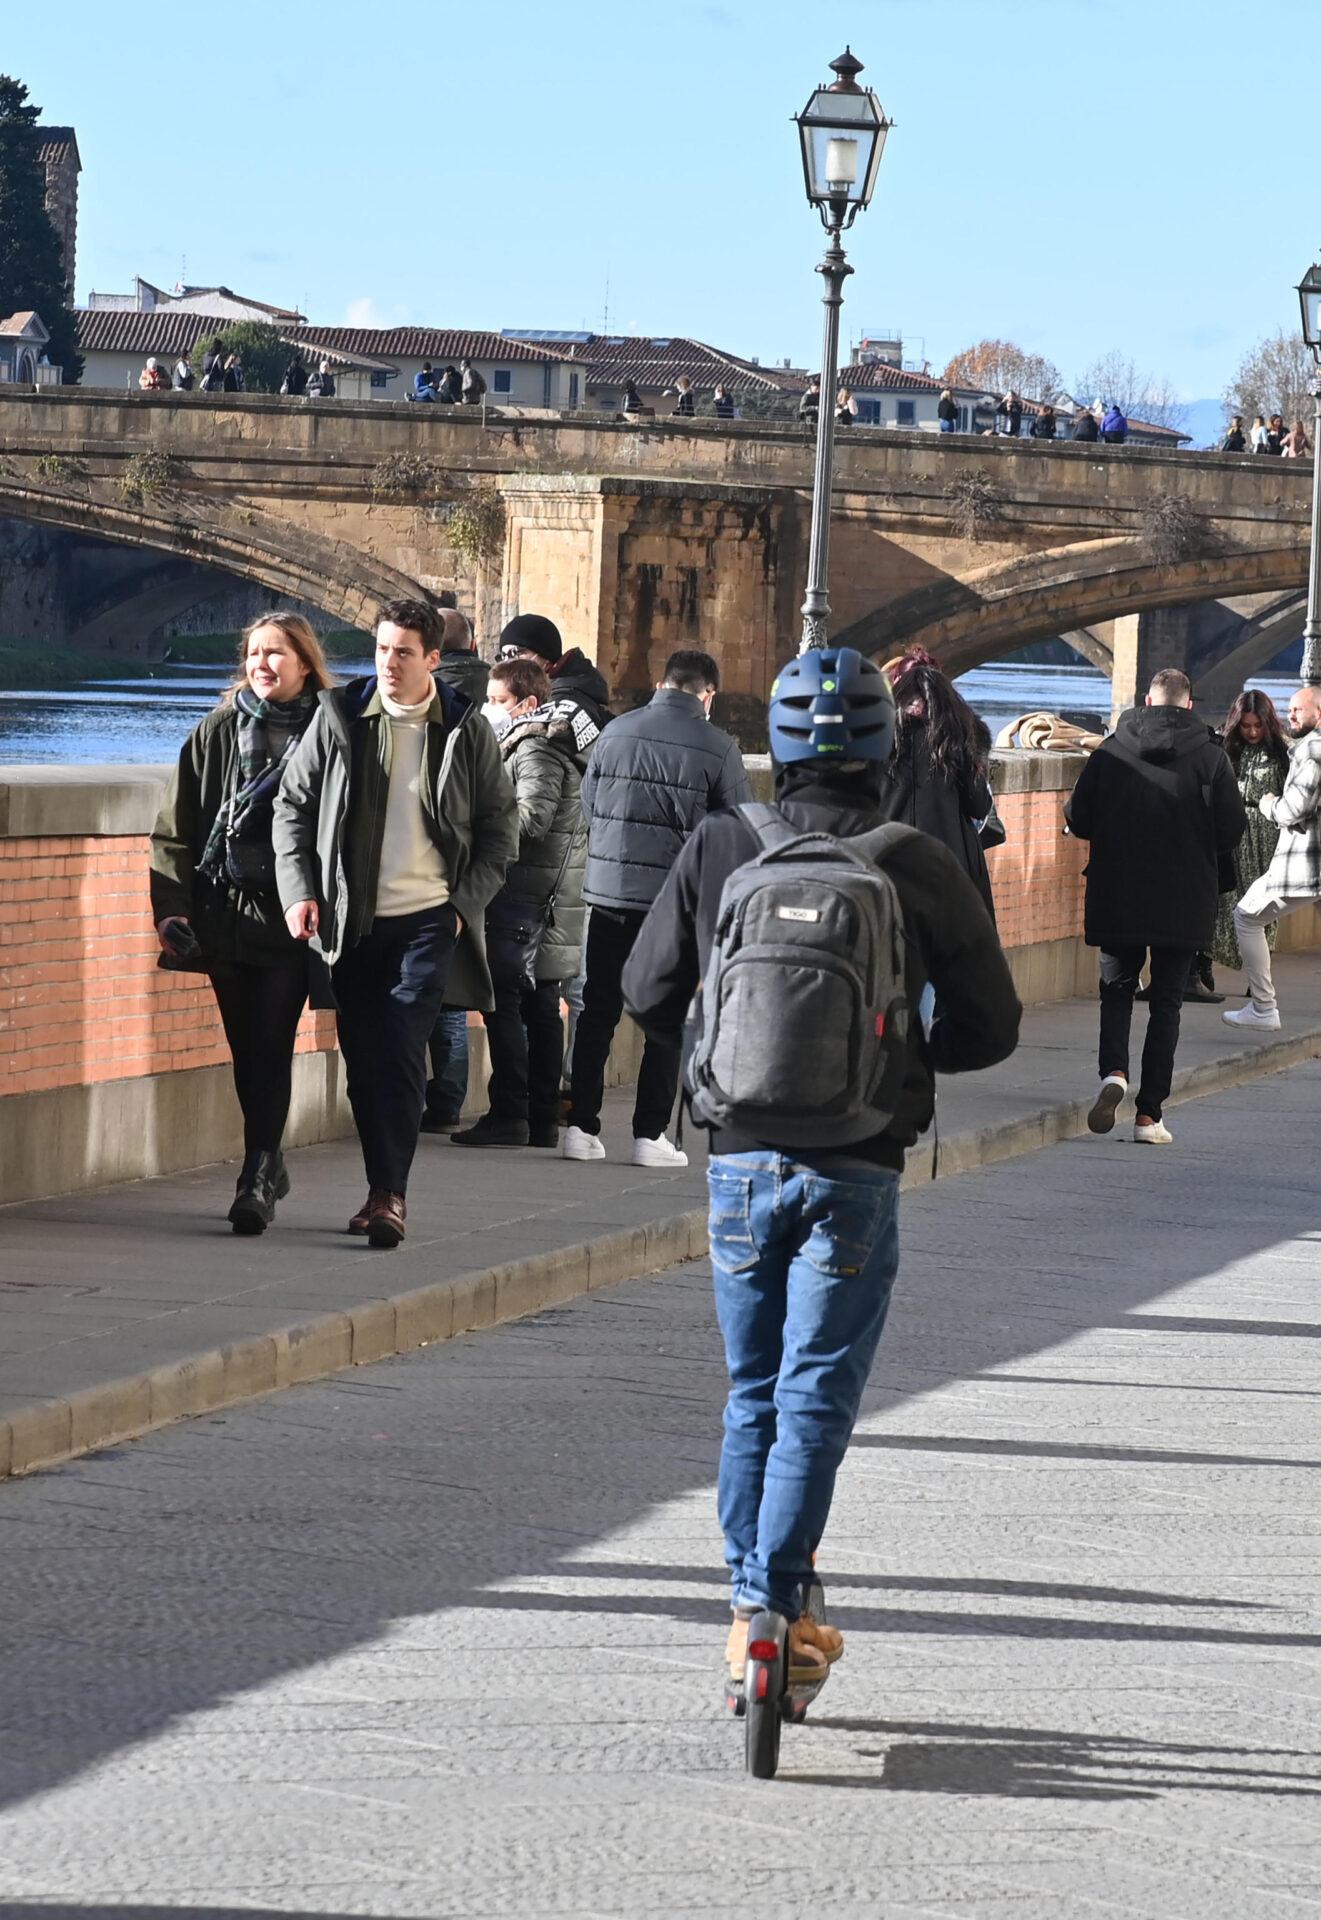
[856,399,883,426]
[569,372,580,406]
[896,399,916,426]
[370,371,388,389]
[958,404,970,432]
[492,369,512,394]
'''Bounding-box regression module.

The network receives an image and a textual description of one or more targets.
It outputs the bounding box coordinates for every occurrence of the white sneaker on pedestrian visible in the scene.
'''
[1134,1120,1174,1145]
[630,1134,689,1168]
[562,1126,606,1161]
[1222,1003,1281,1031]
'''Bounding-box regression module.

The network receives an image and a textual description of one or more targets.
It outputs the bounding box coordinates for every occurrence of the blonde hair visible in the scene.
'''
[228,611,335,699]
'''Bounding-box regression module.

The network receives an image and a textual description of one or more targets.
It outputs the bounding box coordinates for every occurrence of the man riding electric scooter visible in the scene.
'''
[622,648,1020,1736]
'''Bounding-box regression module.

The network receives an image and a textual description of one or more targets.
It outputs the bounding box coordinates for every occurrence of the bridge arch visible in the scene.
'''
[833,535,1311,676]
[0,472,430,634]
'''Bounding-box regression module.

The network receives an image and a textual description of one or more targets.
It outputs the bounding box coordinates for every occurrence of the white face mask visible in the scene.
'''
[481,700,513,738]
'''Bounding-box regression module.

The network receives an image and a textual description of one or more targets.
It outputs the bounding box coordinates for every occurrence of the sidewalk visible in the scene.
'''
[2,954,1319,1477]
[3,1063,1319,1913]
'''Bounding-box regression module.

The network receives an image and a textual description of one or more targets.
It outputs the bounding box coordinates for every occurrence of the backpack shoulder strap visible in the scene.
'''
[737,801,799,852]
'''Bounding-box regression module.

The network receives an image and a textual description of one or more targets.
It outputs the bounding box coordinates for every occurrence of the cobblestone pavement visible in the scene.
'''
[3,1065,1321,1918]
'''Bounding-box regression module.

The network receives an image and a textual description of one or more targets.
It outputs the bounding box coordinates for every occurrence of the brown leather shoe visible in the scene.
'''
[347,1192,373,1235]
[366,1188,406,1249]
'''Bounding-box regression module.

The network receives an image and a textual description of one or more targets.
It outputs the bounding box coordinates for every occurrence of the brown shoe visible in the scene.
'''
[366,1188,406,1250]
[347,1191,373,1235]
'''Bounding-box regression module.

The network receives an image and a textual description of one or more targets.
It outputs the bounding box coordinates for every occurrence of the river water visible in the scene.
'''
[0,661,1298,767]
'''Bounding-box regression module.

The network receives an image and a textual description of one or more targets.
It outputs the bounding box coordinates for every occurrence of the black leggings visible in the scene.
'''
[210,961,309,1152]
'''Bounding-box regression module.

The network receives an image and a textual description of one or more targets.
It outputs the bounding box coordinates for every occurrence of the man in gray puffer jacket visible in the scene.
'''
[564,648,751,1167]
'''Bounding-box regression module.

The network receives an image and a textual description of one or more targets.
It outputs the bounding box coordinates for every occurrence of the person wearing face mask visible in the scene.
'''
[564,648,751,1167]
[453,658,596,1148]
[150,614,336,1234]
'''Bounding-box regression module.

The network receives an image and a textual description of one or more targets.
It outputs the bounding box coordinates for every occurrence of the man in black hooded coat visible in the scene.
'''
[1066,668,1244,1146]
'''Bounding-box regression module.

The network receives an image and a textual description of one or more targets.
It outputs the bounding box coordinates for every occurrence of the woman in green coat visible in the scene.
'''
[452,657,594,1149]
[150,613,334,1232]
[1213,689,1290,973]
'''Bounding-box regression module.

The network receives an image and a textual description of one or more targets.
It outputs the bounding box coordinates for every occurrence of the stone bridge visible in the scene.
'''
[0,387,1310,713]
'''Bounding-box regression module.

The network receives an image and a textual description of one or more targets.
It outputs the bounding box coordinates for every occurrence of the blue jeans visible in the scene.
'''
[425,1006,470,1122]
[709,1151,900,1618]
[938,418,956,433]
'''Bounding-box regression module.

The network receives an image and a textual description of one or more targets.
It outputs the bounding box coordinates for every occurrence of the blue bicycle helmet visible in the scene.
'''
[768,647,896,764]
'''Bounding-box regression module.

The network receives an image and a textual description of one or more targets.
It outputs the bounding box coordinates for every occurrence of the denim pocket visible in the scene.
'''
[708,1173,759,1276]
[801,1177,893,1279]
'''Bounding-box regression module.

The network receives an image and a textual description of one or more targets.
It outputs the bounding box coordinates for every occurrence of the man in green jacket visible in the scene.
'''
[273,598,518,1247]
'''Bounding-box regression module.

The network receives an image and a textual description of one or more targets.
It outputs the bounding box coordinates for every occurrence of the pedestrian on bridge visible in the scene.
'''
[1223,685,1321,1034]
[1250,414,1269,452]
[1281,419,1312,459]
[1067,667,1245,1144]
[200,340,225,392]
[1101,402,1127,444]
[1221,416,1247,452]
[273,598,518,1248]
[620,647,1019,1688]
[150,614,336,1235]
[138,357,169,391]
[172,355,194,391]
[1072,405,1099,442]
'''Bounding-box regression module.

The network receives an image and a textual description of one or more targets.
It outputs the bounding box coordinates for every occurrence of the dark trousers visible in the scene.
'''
[1098,945,1193,1122]
[567,906,680,1140]
[210,959,309,1153]
[485,977,566,1126]
[333,905,458,1192]
[425,1006,470,1122]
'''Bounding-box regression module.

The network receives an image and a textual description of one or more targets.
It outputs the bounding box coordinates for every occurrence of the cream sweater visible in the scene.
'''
[375,692,450,917]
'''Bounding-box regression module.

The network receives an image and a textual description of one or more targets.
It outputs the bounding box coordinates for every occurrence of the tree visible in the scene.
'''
[0,75,81,383]
[190,320,289,395]
[941,339,1063,402]
[1075,352,1187,431]
[1224,330,1315,430]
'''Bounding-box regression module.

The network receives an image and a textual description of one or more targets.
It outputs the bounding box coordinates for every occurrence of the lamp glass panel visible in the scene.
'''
[1302,285,1321,347]
[804,121,878,201]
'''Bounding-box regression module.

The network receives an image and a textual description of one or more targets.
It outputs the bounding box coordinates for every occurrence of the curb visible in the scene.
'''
[4,1024,1318,1482]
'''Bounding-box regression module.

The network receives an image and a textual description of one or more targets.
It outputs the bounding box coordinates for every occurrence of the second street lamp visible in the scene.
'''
[795,49,891,653]
[1297,259,1321,685]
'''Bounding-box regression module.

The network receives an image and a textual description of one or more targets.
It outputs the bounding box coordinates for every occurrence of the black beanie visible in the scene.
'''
[500,613,563,664]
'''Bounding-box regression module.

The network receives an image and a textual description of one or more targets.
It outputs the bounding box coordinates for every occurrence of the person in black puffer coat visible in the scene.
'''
[879,649,997,921]
[565,647,751,1166]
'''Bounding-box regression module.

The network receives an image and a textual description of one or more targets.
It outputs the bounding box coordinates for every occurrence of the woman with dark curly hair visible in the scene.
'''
[1213,688,1289,973]
[879,648,997,920]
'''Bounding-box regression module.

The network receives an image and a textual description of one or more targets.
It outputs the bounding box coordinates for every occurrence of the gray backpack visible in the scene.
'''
[687,803,915,1148]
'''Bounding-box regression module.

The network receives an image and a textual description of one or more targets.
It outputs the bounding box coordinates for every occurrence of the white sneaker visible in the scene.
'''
[630,1134,689,1169]
[562,1126,606,1161]
[1222,1003,1281,1031]
[1134,1120,1174,1145]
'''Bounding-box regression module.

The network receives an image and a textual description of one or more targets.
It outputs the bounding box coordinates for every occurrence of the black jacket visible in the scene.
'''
[580,687,751,909]
[1221,428,1246,452]
[621,781,1021,1169]
[937,396,957,423]
[436,649,488,704]
[1065,707,1246,951]
[548,648,612,734]
[1072,411,1099,442]
[880,728,996,919]
[1029,413,1057,438]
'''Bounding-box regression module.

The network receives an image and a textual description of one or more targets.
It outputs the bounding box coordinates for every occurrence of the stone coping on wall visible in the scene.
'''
[0,751,1085,839]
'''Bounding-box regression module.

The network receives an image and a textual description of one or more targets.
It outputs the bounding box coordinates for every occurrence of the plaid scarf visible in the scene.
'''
[198,686,319,883]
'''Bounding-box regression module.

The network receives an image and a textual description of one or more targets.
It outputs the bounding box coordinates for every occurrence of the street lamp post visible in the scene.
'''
[1296,261,1321,685]
[795,50,890,653]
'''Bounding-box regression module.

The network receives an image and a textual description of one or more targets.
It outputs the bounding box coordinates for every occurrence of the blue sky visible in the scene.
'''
[10,0,1320,414]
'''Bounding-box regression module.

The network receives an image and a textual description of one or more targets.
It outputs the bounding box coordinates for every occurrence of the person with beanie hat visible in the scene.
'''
[500,613,612,739]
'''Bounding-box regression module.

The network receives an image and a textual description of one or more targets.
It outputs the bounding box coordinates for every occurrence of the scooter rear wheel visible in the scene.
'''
[743,1610,787,1779]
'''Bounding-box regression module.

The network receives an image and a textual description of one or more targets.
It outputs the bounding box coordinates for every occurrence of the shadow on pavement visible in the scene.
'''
[3,1068,1321,1814]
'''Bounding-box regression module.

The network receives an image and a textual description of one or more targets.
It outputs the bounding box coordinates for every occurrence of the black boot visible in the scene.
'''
[228,1149,285,1235]
[450,1114,530,1147]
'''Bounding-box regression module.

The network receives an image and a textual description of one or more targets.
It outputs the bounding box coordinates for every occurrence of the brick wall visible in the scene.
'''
[985,788,1087,949]
[0,832,335,1098]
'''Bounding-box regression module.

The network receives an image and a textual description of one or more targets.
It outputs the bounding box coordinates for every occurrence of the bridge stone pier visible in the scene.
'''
[0,388,1311,716]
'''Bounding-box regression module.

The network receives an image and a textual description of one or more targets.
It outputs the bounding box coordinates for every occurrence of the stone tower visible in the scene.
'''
[36,127,81,302]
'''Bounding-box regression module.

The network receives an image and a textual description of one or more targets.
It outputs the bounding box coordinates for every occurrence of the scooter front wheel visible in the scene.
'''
[743,1611,786,1780]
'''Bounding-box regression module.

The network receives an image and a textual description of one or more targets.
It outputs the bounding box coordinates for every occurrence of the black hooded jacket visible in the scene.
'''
[621,770,1021,1170]
[548,648,612,733]
[1065,706,1246,951]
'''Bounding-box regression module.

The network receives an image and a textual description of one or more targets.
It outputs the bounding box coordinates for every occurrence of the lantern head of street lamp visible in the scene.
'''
[796,47,891,231]
[1297,260,1321,359]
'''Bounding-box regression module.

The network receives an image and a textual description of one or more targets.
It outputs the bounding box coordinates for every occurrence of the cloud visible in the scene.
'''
[344,295,403,329]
